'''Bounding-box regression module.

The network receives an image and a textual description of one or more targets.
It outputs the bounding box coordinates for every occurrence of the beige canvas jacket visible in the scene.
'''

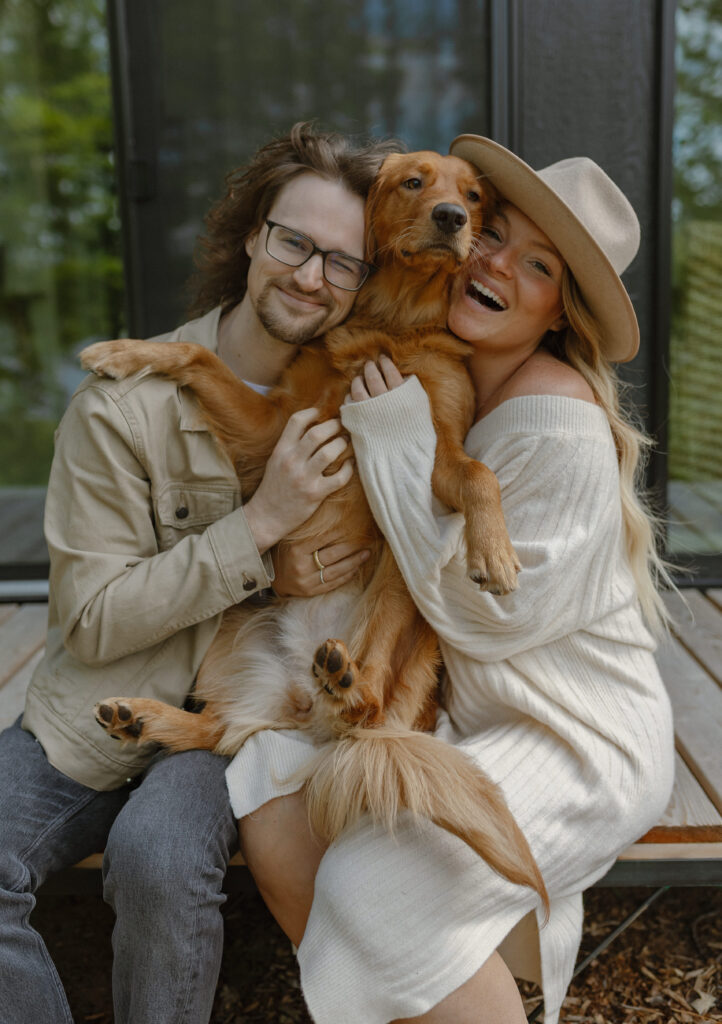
[22,307,274,789]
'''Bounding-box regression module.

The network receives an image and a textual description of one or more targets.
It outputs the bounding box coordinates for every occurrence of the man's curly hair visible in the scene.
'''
[188,122,405,316]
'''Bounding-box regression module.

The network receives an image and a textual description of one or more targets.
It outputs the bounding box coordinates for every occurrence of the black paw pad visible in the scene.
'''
[117,704,132,721]
[339,672,353,689]
[98,704,113,723]
[126,721,143,738]
[326,648,343,674]
[314,644,328,668]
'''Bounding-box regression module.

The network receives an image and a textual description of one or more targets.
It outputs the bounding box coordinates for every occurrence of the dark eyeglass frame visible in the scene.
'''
[264,219,372,292]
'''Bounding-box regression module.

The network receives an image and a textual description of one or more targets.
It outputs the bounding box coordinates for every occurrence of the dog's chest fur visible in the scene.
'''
[195,582,366,749]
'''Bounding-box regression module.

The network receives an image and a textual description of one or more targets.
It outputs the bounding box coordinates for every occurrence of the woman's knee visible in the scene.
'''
[240,793,326,943]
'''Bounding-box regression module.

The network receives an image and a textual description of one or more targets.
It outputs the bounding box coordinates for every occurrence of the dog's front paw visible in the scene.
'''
[312,639,358,700]
[94,698,146,742]
[468,542,522,596]
[79,340,142,380]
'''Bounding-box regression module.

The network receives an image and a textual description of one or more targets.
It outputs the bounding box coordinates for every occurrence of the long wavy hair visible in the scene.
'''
[544,271,673,633]
[188,122,404,316]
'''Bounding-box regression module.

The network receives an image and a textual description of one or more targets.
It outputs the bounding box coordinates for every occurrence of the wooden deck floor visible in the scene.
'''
[0,592,721,880]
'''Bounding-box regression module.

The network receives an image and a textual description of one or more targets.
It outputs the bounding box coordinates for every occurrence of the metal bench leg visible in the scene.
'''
[525,886,669,1022]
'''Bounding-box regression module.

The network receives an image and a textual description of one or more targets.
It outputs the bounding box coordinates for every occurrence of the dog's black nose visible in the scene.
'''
[432,203,468,234]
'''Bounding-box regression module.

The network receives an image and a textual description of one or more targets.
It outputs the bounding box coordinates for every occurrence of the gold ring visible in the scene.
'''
[319,567,326,585]
[313,549,326,571]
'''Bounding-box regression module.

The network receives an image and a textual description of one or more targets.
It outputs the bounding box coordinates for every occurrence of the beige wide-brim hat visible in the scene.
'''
[450,134,641,362]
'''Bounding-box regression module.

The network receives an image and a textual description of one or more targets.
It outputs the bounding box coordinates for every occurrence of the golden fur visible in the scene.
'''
[81,151,546,913]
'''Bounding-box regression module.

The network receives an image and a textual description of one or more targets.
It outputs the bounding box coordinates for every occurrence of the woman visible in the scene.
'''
[227,135,675,1023]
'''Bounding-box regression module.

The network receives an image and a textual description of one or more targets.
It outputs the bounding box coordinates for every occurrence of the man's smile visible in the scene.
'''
[275,284,329,312]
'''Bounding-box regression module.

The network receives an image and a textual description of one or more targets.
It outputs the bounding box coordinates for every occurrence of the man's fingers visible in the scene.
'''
[283,407,321,440]
[319,547,370,582]
[316,540,370,568]
[309,437,350,474]
[298,417,344,456]
[318,456,354,495]
[318,564,368,593]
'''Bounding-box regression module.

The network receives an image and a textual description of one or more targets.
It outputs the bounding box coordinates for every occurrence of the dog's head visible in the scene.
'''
[365,151,489,272]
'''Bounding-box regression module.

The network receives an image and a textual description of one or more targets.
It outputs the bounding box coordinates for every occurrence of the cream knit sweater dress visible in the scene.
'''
[225,377,675,1024]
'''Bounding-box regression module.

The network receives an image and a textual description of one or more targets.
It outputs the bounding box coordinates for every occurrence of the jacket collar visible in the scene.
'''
[174,307,222,433]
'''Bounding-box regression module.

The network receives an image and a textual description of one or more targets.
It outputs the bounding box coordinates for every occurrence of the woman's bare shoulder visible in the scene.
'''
[501,350,596,404]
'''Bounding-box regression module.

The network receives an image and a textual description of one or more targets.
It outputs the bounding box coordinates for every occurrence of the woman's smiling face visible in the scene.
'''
[447,203,567,355]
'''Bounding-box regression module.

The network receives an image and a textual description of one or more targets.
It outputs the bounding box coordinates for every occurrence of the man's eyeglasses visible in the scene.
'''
[264,220,371,292]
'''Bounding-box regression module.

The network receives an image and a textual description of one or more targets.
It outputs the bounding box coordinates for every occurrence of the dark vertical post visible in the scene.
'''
[651,0,678,528]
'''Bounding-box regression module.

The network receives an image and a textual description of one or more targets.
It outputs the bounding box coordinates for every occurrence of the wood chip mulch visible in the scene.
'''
[32,882,721,1022]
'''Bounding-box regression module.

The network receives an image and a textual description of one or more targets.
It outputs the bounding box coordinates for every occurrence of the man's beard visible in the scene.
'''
[254,279,331,346]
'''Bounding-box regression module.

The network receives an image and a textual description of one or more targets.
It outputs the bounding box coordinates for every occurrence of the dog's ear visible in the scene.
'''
[364,153,406,262]
[479,177,500,220]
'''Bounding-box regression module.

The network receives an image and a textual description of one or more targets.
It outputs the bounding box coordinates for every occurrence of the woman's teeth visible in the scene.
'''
[468,280,508,311]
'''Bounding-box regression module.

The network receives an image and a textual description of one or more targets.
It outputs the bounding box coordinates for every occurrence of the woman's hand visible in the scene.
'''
[347,354,404,403]
[243,408,354,554]
[272,537,370,596]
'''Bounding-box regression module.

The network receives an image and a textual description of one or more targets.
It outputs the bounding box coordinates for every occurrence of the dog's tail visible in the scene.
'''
[300,726,549,920]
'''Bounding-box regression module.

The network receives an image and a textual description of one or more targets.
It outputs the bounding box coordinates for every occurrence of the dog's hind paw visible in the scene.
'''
[312,639,358,701]
[94,698,145,742]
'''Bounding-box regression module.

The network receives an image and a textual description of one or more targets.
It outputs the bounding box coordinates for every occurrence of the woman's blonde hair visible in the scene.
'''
[547,270,673,633]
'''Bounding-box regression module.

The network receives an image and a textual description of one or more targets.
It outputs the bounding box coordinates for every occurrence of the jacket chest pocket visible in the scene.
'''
[153,485,240,550]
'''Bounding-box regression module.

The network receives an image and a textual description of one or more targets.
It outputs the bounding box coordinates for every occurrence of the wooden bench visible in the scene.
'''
[1,592,721,895]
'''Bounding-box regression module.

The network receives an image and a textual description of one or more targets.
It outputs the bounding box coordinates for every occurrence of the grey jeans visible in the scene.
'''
[0,718,238,1024]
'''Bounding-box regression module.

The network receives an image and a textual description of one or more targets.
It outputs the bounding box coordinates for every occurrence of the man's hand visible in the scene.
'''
[347,354,404,403]
[243,408,353,554]
[272,538,370,596]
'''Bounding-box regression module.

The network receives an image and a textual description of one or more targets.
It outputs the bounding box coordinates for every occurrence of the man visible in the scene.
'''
[0,122,401,1024]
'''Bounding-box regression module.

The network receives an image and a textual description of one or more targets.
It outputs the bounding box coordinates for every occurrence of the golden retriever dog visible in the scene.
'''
[80,151,546,912]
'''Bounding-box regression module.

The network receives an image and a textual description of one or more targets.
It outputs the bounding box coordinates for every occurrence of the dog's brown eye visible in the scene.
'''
[402,178,422,190]
[467,190,481,202]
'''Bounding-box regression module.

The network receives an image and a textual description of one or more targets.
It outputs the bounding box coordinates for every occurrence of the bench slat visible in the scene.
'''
[652,750,722,833]
[618,841,722,862]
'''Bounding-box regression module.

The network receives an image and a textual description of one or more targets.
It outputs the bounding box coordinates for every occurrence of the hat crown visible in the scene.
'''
[536,157,640,276]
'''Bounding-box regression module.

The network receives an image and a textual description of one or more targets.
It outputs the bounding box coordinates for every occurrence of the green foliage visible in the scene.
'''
[669,0,722,490]
[0,0,125,488]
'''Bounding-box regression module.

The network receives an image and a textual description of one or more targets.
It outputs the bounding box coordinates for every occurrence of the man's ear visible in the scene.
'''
[245,228,261,259]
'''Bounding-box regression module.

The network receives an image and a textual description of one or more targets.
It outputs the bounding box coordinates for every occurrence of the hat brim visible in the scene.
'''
[449,134,639,362]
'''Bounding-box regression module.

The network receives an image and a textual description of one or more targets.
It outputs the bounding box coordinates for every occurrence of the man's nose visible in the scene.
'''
[292,254,325,291]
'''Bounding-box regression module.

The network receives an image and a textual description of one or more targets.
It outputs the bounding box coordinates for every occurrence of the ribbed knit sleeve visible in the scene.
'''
[340,377,629,661]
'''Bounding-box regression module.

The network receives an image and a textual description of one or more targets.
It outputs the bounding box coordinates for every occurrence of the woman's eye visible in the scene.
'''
[481,226,501,242]
[402,177,422,190]
[531,259,551,276]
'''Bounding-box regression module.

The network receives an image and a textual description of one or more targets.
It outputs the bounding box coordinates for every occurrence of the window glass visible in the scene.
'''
[123,0,492,333]
[668,0,722,567]
[0,0,123,575]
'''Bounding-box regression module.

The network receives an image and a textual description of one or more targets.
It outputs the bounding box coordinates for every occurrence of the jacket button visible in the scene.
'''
[175,506,189,519]
[242,574,257,591]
